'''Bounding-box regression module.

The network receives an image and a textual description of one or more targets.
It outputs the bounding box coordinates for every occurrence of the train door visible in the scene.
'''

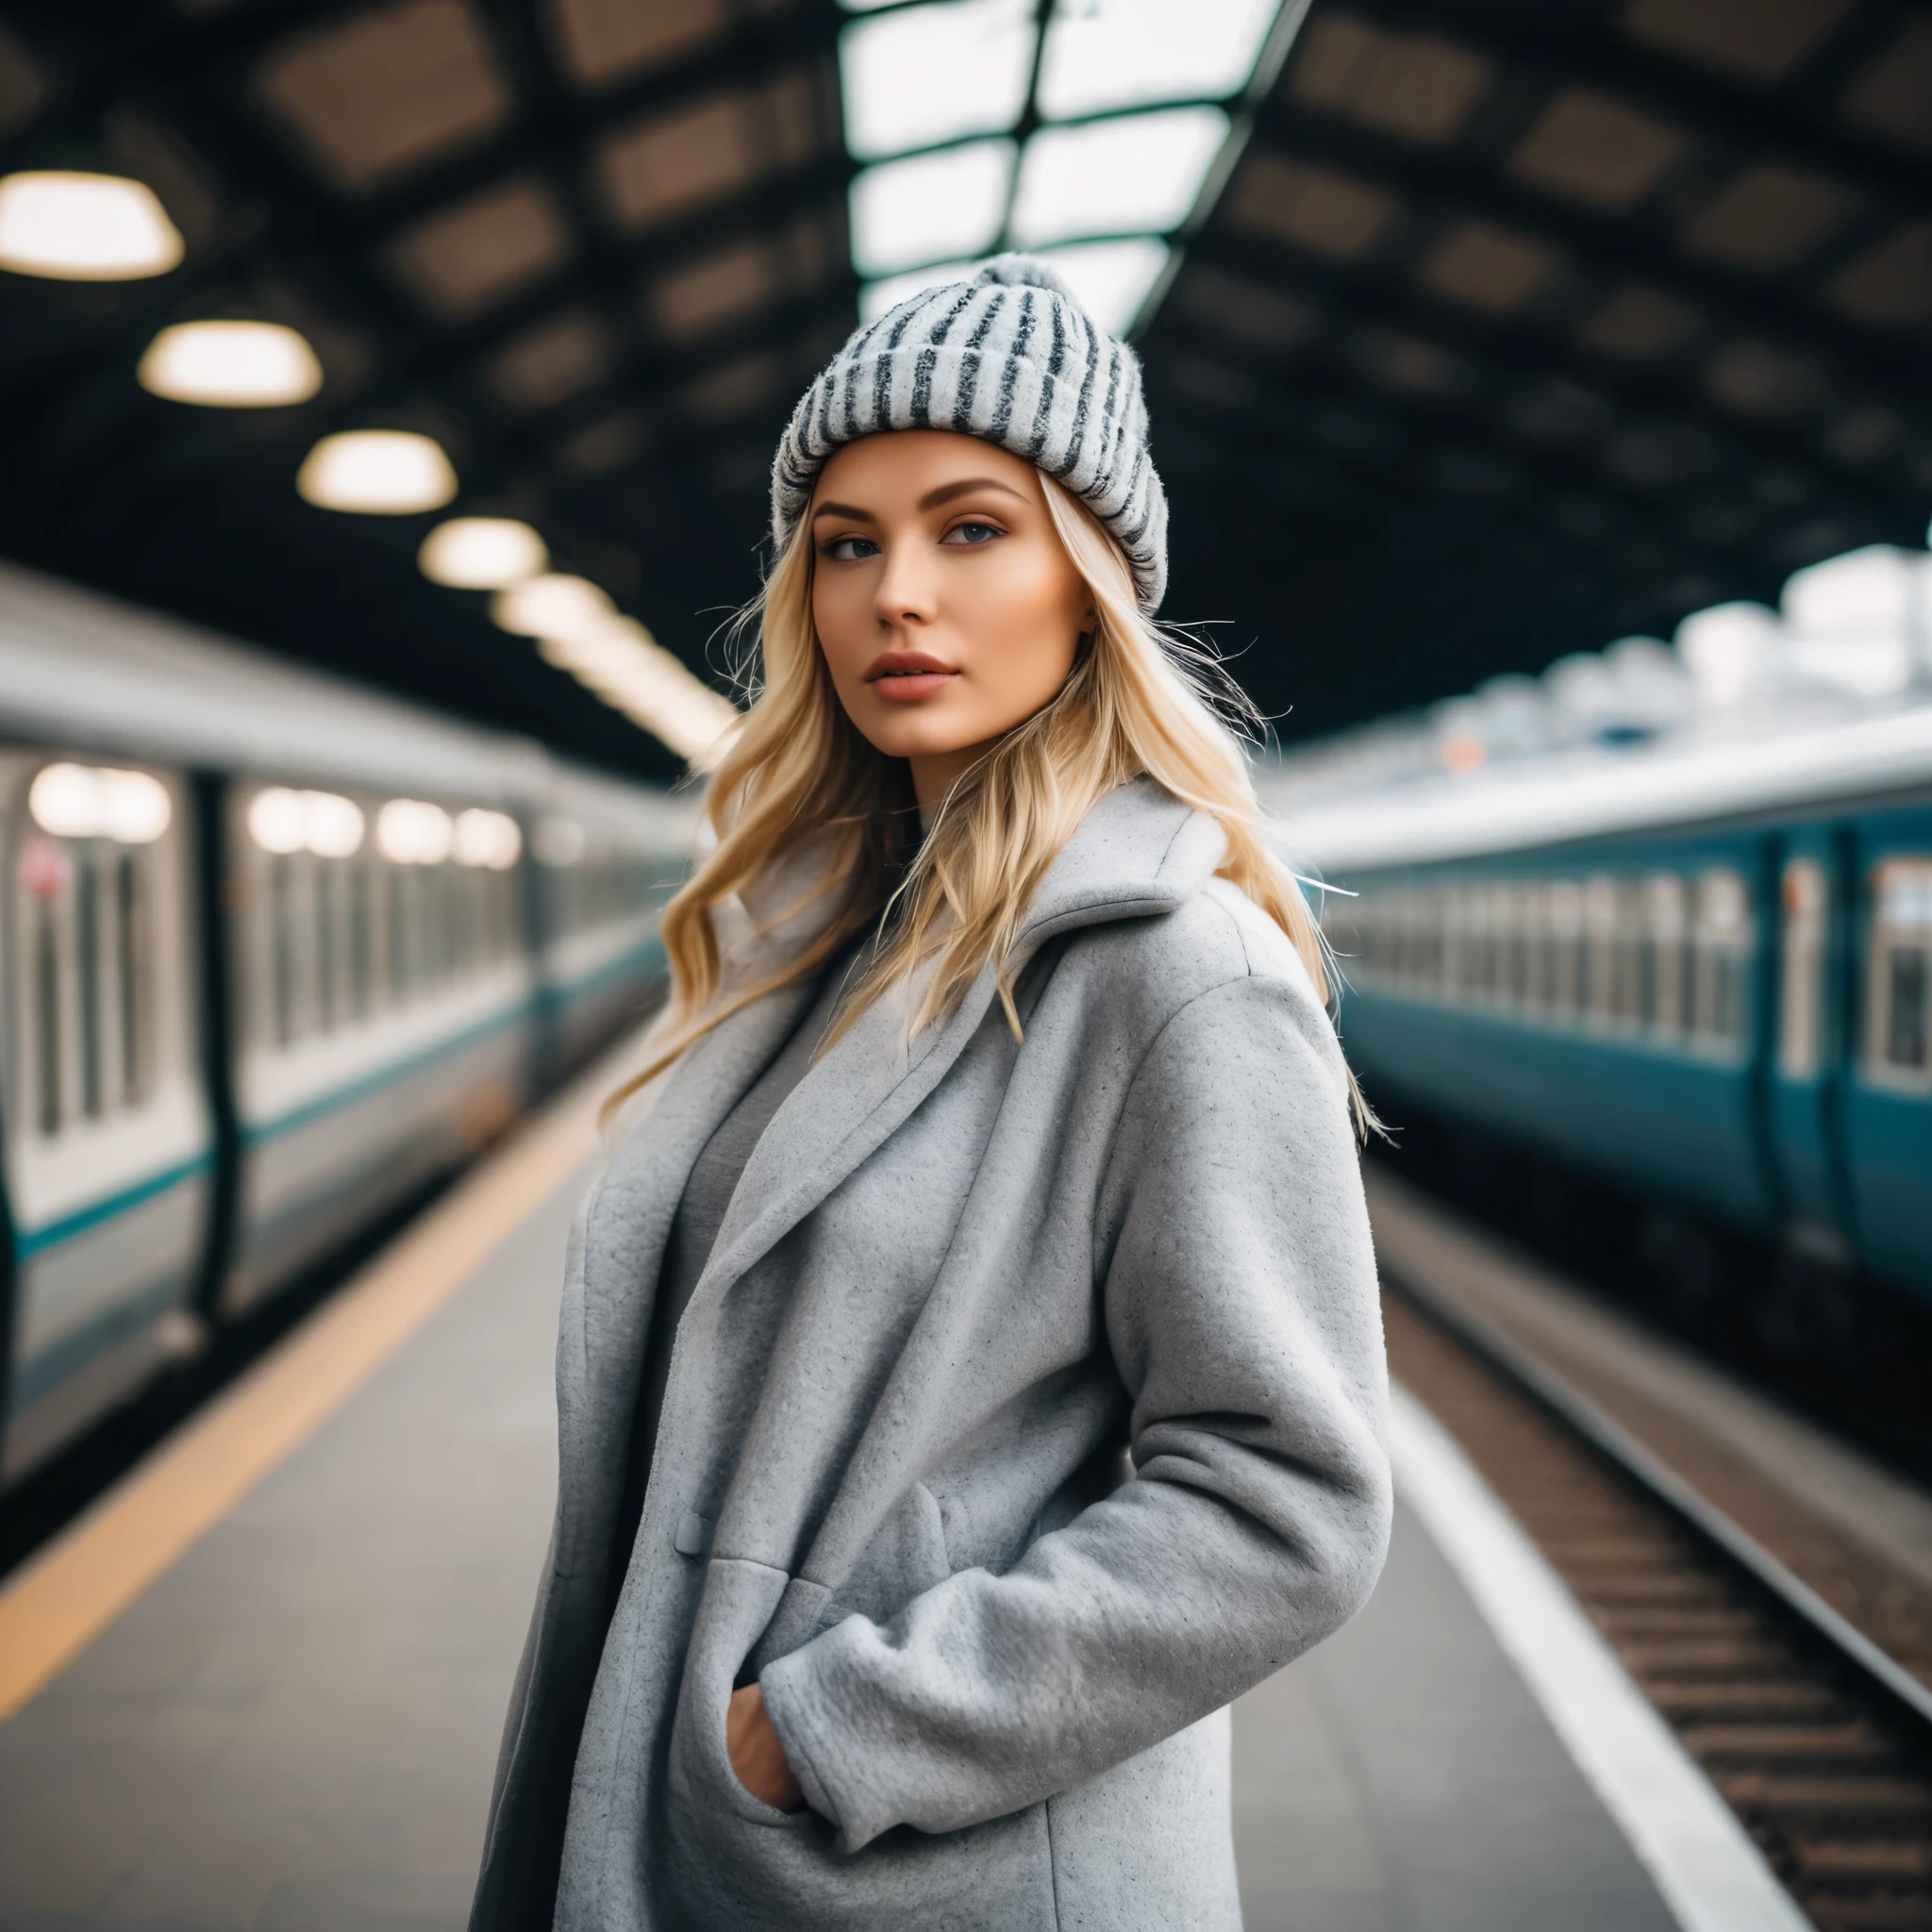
[0,753,213,1482]
[1843,808,1932,1294]
[1765,828,1854,1245]
[221,783,536,1312]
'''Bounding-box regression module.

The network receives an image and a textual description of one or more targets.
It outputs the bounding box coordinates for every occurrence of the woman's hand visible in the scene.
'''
[726,1682,805,1812]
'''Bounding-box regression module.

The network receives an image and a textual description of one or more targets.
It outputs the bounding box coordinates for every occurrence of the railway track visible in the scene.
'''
[1384,1281,1932,1932]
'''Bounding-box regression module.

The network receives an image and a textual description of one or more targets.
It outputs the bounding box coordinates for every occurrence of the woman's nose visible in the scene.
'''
[873,541,937,626]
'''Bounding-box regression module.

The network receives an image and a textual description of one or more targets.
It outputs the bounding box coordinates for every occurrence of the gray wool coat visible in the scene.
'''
[471,778,1392,1932]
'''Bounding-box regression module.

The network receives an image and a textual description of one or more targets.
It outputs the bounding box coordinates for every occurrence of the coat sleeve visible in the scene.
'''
[758,965,1393,1852]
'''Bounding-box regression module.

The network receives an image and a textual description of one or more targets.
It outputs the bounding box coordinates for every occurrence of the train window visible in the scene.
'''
[1690,868,1752,1052]
[1869,859,1932,1082]
[1583,876,1617,1025]
[117,850,151,1102]
[349,863,374,1018]
[271,857,298,1046]
[17,775,171,1136]
[26,850,63,1134]
[75,842,106,1116]
[1445,888,1476,998]
[1500,885,1529,1005]
[316,860,339,1033]
[1778,858,1827,1080]
[1641,875,1688,1036]
[1546,881,1584,1019]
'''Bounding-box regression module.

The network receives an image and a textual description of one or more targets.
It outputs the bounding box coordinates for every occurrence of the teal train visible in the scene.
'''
[1278,708,1932,1334]
[0,564,694,1486]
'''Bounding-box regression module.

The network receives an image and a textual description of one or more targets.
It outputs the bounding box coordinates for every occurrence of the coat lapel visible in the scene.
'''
[681,778,1224,1316]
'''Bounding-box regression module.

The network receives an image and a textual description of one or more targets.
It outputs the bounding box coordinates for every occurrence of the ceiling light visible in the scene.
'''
[1674,603,1779,708]
[453,808,522,870]
[246,786,365,857]
[138,321,323,408]
[491,573,614,640]
[1011,108,1230,248]
[850,142,1013,277]
[841,0,1037,161]
[1033,237,1172,332]
[419,516,548,589]
[0,171,184,281]
[297,431,457,513]
[858,258,983,323]
[28,763,173,843]
[375,798,455,865]
[535,619,740,767]
[1038,0,1285,119]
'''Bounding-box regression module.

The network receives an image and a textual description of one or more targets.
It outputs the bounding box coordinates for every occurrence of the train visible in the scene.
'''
[1271,704,1932,1348]
[0,561,695,1487]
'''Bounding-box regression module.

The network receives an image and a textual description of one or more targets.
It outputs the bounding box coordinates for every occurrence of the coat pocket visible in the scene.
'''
[675,1557,823,1834]
[742,1574,840,1684]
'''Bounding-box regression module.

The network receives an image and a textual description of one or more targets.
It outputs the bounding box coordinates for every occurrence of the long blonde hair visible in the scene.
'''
[608,469,1358,1126]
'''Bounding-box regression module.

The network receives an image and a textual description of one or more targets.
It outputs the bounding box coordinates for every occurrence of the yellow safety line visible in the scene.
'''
[0,1046,625,1722]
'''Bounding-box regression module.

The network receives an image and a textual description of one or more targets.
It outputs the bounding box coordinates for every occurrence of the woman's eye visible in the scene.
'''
[824,535,880,561]
[942,521,1004,546]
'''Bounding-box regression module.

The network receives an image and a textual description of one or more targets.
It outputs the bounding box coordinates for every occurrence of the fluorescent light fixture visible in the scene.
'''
[536,619,741,768]
[453,807,523,869]
[375,798,455,865]
[0,171,184,281]
[841,0,1037,161]
[491,572,614,639]
[420,516,548,589]
[1782,543,1925,636]
[297,430,457,513]
[1780,544,1927,698]
[246,786,366,858]
[1674,603,1779,709]
[1011,107,1230,248]
[137,321,323,408]
[850,142,1014,277]
[1038,0,1284,119]
[28,763,173,843]
[859,258,983,323]
[1033,237,1172,332]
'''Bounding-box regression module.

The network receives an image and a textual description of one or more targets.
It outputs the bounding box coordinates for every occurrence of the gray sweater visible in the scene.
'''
[471,778,1392,1932]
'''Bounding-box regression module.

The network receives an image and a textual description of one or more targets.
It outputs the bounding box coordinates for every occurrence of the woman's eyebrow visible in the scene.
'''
[810,500,876,523]
[918,477,1026,511]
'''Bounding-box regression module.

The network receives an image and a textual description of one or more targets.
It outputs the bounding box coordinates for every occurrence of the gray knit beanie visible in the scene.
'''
[771,254,1169,613]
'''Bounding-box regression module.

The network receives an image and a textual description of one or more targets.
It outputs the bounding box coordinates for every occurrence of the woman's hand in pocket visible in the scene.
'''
[726,1683,805,1812]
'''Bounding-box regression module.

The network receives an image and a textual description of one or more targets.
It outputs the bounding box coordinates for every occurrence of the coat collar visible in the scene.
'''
[691,776,1223,1299]
[575,778,1224,1441]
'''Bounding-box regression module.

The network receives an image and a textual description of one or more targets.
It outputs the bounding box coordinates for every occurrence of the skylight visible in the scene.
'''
[1037,0,1285,119]
[1011,108,1229,249]
[840,0,1038,162]
[836,0,1293,335]
[850,142,1015,277]
[1036,238,1174,332]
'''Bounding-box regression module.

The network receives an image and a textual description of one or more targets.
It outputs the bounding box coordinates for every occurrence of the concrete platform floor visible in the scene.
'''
[0,1138,1676,1932]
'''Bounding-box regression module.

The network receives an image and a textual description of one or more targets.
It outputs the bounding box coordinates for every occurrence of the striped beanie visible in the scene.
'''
[771,255,1169,613]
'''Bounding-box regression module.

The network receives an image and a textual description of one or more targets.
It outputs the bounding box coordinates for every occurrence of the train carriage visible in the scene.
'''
[0,563,695,1483]
[1273,706,1932,1313]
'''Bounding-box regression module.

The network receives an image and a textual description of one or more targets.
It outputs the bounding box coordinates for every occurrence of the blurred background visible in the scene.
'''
[3,9,1932,1930]
[0,0,1926,779]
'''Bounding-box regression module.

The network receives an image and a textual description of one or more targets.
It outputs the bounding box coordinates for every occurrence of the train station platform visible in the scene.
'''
[0,1043,1787,1932]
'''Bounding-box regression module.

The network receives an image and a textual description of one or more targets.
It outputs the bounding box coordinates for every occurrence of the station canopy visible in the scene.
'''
[0,0,1926,777]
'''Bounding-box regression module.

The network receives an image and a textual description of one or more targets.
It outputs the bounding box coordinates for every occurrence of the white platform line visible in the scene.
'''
[1389,1380,1810,1932]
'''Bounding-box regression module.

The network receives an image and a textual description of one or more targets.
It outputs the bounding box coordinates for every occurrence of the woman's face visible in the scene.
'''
[809,430,1093,809]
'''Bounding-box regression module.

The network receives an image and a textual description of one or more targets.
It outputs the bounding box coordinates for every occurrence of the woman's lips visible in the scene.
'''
[864,651,958,701]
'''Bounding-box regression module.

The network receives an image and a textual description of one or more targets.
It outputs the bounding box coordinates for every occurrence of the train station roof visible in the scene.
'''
[0,0,1926,776]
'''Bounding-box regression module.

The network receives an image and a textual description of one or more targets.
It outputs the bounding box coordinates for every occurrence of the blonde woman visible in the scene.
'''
[472,257,1391,1932]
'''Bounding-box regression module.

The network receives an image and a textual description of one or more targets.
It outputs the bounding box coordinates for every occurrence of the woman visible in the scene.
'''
[472,256,1391,1932]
